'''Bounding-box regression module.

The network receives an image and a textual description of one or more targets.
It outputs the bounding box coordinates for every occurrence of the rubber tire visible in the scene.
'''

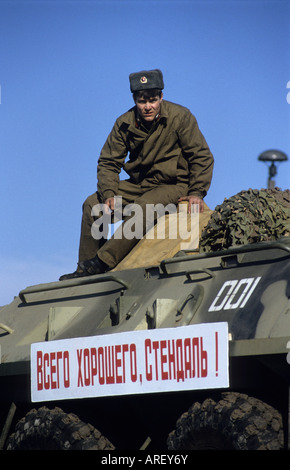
[6,406,115,450]
[167,392,284,450]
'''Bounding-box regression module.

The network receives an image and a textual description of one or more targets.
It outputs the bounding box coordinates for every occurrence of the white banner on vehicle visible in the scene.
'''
[31,322,229,402]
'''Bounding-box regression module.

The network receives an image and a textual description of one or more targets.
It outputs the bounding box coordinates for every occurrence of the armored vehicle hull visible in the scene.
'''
[0,189,289,450]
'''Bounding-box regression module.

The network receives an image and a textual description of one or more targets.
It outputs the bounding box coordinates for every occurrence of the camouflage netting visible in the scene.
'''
[199,188,290,253]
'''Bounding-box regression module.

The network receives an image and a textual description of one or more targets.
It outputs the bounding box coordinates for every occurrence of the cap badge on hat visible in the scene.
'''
[129,69,164,92]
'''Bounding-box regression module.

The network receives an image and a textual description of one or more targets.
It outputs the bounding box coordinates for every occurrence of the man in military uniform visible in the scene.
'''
[60,69,214,280]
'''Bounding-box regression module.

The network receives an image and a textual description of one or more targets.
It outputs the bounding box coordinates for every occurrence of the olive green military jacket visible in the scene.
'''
[97,100,214,201]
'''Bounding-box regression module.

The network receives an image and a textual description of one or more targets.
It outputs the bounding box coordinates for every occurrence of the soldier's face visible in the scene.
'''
[134,93,163,123]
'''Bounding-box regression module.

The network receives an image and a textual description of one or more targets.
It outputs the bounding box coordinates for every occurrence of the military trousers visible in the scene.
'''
[78,180,188,269]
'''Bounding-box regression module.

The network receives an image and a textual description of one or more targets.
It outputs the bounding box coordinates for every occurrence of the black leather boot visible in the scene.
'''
[78,255,108,275]
[59,269,88,281]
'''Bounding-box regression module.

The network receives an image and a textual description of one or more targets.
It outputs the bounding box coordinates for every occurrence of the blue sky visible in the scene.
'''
[0,0,289,306]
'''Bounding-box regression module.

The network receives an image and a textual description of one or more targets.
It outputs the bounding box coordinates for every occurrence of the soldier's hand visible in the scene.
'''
[178,195,204,213]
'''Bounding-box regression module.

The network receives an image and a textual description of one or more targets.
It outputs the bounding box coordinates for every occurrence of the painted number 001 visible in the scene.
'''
[209,277,261,312]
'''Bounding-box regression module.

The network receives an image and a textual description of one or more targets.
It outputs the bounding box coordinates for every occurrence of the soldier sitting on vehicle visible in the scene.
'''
[60,69,214,281]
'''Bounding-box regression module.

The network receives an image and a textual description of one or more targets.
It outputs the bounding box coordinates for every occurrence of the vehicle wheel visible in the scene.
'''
[6,406,115,450]
[167,392,284,450]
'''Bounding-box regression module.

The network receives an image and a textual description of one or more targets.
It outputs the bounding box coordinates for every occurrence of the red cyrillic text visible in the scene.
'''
[145,337,208,382]
[77,343,137,387]
[37,350,70,390]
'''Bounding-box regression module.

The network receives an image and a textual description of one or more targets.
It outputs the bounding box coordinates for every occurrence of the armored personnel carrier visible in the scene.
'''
[0,188,289,450]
